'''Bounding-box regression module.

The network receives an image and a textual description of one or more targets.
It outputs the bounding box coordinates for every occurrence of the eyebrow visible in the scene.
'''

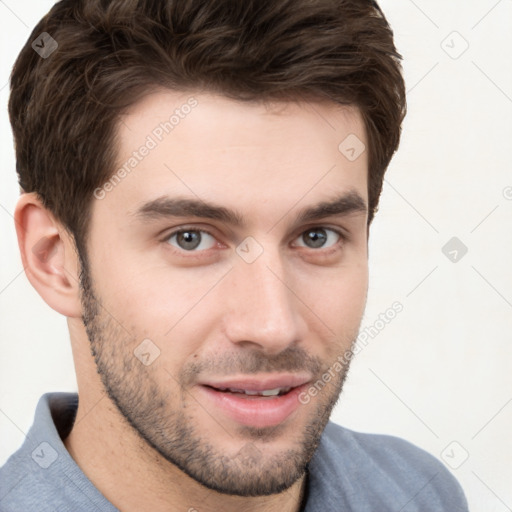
[131,190,367,228]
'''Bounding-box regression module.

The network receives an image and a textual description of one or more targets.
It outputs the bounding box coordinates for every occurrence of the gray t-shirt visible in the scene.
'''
[0,392,469,511]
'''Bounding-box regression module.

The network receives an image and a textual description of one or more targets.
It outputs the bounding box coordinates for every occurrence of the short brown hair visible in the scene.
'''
[9,0,406,259]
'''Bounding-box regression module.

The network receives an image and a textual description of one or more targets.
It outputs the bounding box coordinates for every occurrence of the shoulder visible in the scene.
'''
[320,421,453,477]
[306,421,469,511]
[0,392,117,512]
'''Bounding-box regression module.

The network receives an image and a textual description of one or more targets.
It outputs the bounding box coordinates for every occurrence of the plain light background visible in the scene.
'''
[1,1,511,511]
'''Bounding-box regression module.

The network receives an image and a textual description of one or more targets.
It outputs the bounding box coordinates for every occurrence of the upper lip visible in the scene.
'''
[200,373,312,392]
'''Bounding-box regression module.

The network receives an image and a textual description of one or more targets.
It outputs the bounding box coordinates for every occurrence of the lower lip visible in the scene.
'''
[198,384,308,428]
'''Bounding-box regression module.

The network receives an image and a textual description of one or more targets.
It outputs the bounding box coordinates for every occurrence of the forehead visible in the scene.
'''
[95,89,368,228]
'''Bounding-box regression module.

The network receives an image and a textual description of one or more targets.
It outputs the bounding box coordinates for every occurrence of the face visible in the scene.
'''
[80,90,369,496]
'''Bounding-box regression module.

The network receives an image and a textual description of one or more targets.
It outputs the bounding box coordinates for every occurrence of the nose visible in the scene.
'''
[221,245,305,354]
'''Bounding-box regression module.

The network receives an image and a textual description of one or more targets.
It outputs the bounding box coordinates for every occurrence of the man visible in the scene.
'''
[0,0,469,510]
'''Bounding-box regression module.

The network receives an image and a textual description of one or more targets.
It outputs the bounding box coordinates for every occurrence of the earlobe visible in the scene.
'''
[14,192,82,318]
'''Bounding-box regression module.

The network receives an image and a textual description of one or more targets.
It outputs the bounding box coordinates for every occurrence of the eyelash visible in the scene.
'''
[161,225,348,257]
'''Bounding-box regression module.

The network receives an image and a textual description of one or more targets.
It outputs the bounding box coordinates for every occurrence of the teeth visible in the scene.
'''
[260,388,282,396]
[213,386,292,396]
[228,387,291,396]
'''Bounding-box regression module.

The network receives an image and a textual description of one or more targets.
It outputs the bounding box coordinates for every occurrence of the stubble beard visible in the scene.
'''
[78,257,356,497]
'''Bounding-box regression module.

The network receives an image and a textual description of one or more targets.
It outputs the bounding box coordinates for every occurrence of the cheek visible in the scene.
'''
[301,261,368,336]
[93,237,210,314]
[342,262,368,318]
[92,260,225,364]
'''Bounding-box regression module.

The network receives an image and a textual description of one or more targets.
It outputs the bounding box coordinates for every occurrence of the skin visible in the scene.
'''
[15,90,369,512]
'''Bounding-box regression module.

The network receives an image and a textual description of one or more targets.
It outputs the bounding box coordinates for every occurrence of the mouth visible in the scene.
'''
[197,374,311,428]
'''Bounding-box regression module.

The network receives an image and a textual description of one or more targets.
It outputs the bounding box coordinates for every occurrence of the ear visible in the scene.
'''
[14,192,82,318]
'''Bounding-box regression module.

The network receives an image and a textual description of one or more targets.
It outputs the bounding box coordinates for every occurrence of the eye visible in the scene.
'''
[293,227,343,250]
[165,228,217,252]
